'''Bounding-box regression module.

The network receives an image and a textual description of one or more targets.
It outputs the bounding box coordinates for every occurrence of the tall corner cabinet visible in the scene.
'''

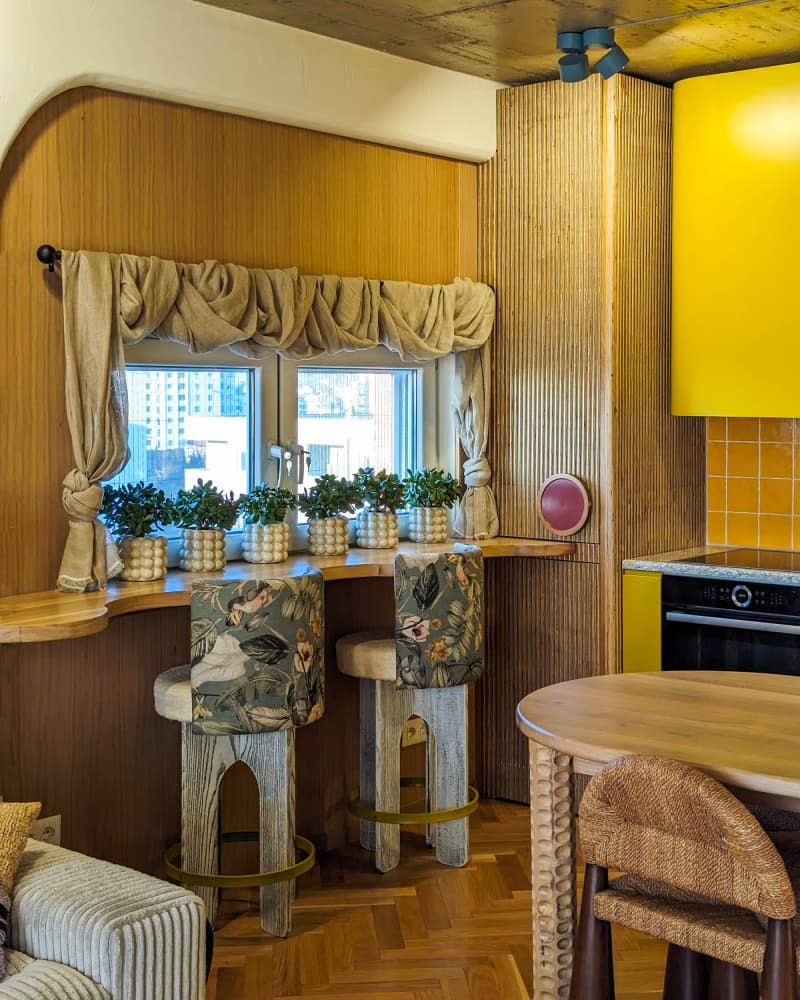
[477,74,705,802]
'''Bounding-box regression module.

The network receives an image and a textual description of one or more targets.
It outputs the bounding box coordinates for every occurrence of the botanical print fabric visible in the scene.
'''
[190,573,324,735]
[394,546,484,688]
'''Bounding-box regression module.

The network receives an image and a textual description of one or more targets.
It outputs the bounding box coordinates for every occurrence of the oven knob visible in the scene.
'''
[731,584,752,609]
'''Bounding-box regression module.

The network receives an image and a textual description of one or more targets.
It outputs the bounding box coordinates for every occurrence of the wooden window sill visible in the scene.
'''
[0,537,573,644]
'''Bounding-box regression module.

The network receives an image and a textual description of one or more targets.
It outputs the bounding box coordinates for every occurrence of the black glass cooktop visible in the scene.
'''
[681,548,800,573]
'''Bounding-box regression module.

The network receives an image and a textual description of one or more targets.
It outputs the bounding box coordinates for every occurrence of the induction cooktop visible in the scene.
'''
[681,548,800,573]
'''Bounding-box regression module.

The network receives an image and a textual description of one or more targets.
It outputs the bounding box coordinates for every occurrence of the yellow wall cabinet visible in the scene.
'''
[622,570,662,672]
[672,63,800,417]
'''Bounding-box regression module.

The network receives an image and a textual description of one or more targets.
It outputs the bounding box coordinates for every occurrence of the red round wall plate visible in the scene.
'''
[537,474,591,536]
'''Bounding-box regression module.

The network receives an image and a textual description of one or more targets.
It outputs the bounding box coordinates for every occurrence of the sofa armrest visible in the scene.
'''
[12,840,205,1000]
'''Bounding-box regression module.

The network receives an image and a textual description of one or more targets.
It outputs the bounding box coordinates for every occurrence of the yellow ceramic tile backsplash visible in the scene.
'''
[707,418,800,549]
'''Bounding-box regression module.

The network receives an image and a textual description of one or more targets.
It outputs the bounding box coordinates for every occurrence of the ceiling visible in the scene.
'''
[197,0,800,85]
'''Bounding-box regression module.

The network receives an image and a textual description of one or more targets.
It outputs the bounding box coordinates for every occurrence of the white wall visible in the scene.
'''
[0,0,499,169]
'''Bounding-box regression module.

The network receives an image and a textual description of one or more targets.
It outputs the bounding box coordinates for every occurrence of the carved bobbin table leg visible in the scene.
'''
[529,741,577,1000]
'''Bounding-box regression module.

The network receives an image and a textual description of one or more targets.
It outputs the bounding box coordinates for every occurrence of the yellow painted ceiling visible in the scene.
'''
[197,0,800,84]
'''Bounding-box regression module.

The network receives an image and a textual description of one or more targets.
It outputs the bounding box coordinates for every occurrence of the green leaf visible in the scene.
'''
[413,563,440,611]
[239,634,290,665]
[191,617,218,665]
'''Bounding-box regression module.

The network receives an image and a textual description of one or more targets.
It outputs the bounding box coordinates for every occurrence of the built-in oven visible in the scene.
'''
[662,572,800,675]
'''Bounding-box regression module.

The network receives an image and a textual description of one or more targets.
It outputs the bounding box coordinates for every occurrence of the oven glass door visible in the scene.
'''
[662,610,800,675]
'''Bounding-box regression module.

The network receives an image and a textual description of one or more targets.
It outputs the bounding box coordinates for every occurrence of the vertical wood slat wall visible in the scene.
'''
[478,76,705,801]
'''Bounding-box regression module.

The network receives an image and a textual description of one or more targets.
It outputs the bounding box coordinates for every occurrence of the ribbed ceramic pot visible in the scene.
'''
[408,506,448,544]
[179,528,227,572]
[119,535,168,581]
[355,510,399,549]
[307,516,349,556]
[242,522,289,564]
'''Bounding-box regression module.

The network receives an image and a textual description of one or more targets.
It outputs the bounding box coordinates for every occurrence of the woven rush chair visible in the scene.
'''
[154,572,324,937]
[571,754,800,1000]
[335,545,484,873]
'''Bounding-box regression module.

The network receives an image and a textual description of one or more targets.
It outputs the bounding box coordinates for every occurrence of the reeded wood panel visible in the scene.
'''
[491,78,603,545]
[477,558,601,803]
[0,87,477,598]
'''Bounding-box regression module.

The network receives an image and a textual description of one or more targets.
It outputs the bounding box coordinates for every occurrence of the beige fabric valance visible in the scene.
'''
[57,251,499,592]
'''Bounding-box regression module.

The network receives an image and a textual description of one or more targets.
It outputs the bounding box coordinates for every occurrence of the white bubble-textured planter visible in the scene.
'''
[119,535,168,581]
[179,528,227,572]
[307,516,349,556]
[355,511,399,549]
[408,506,449,544]
[242,522,289,563]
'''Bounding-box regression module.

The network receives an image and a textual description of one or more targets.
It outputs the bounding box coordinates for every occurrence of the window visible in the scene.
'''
[118,339,454,556]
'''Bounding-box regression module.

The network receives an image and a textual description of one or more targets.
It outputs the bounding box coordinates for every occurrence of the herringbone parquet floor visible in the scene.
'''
[208,800,667,999]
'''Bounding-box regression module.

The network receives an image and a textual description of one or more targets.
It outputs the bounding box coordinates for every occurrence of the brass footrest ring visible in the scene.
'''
[164,832,315,889]
[348,777,479,825]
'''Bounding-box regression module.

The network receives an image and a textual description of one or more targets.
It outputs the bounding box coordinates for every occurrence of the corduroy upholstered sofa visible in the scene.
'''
[1,839,206,999]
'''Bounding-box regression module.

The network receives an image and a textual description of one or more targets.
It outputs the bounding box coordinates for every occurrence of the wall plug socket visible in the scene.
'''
[30,814,61,846]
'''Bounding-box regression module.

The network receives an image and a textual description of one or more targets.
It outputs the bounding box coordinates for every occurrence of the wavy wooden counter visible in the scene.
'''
[0,537,573,644]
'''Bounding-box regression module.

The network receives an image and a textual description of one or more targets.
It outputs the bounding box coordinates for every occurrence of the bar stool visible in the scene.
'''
[571,754,800,1000]
[153,571,324,937]
[336,545,484,873]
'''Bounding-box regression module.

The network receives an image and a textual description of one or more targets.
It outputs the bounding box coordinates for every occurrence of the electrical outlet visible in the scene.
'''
[401,717,426,747]
[30,814,61,846]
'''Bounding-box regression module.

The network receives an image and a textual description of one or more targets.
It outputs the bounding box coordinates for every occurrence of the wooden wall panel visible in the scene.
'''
[0,88,477,871]
[0,86,477,598]
[491,79,603,545]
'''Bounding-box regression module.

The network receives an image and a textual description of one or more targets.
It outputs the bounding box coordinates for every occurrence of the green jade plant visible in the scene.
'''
[352,467,405,513]
[101,481,173,538]
[297,474,361,520]
[172,479,240,530]
[403,468,463,509]
[239,485,297,526]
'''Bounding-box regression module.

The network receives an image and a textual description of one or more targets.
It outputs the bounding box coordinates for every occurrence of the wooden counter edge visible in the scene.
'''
[0,537,574,644]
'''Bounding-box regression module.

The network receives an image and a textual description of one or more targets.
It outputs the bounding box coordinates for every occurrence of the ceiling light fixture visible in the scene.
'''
[555,27,629,83]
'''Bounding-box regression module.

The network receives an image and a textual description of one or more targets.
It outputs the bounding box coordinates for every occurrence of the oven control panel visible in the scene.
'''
[662,575,800,616]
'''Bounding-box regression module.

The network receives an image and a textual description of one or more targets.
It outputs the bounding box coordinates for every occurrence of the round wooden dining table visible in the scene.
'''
[516,670,800,1000]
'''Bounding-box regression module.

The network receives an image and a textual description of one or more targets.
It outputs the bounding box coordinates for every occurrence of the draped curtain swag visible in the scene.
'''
[57,251,499,592]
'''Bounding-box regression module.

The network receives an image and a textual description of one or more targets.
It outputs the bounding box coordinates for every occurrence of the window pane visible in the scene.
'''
[109,367,252,509]
[298,367,417,485]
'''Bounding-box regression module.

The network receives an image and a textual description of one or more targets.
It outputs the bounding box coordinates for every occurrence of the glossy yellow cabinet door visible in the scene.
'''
[672,63,800,417]
[622,570,662,673]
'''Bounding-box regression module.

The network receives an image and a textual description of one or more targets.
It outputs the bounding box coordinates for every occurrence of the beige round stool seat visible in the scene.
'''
[336,631,395,682]
[154,664,192,722]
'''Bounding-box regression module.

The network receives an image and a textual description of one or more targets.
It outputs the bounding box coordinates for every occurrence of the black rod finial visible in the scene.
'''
[36,244,61,272]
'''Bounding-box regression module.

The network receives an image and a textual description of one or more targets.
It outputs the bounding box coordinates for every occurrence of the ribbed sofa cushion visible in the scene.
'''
[1,950,110,999]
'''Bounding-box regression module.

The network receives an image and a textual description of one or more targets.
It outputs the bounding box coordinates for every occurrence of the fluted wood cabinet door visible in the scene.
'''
[479,75,704,801]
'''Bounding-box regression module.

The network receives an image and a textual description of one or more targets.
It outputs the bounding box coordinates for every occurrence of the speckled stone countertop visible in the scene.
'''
[623,546,800,586]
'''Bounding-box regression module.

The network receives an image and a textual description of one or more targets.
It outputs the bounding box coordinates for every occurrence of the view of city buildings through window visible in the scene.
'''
[110,367,252,504]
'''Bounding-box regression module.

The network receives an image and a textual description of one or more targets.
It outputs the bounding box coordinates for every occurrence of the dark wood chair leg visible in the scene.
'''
[763,918,798,1000]
[708,959,759,1000]
[568,863,615,1000]
[205,918,215,983]
[661,944,709,1000]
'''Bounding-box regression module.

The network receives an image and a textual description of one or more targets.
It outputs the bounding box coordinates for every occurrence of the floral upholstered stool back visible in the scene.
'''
[153,571,324,937]
[336,545,484,874]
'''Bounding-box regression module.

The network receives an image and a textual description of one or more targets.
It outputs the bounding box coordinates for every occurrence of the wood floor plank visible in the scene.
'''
[207,800,669,999]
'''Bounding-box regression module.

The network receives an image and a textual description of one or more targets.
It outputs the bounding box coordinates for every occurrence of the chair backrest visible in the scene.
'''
[189,572,324,735]
[579,755,796,920]
[393,544,484,688]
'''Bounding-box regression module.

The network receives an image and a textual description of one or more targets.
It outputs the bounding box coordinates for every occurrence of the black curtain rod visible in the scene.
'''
[36,245,61,272]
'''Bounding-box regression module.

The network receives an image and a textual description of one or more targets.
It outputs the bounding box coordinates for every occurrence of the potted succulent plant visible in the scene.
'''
[403,468,463,543]
[238,484,297,564]
[297,474,361,556]
[101,481,173,581]
[172,479,239,572]
[352,467,405,549]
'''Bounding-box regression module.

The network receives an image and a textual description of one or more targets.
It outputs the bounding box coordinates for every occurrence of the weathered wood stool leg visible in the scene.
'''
[359,678,378,852]
[182,724,235,928]
[530,741,577,1000]
[420,686,469,868]
[425,722,437,849]
[373,680,406,873]
[244,729,295,937]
